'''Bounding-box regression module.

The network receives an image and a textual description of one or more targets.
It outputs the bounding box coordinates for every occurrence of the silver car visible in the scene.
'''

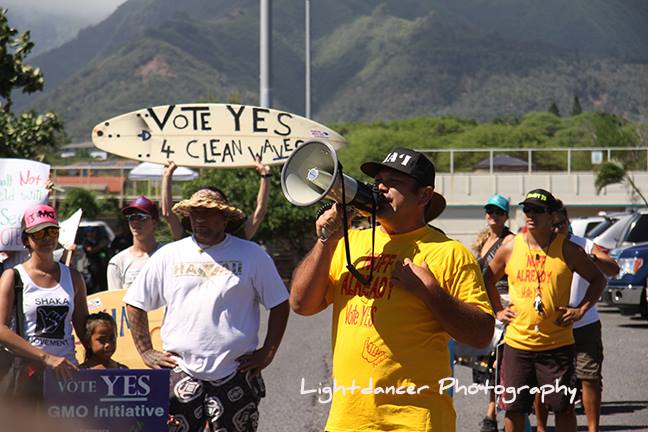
[590,210,648,252]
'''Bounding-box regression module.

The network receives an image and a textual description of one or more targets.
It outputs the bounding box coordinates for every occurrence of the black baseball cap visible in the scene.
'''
[518,189,560,211]
[361,148,446,221]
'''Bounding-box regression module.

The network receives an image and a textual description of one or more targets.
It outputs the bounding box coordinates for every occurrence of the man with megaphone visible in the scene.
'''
[289,147,495,432]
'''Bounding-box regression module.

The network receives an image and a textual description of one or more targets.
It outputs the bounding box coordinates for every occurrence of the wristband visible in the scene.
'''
[260,173,273,178]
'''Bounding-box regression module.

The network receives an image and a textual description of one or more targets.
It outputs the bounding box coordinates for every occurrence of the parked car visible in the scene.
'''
[75,221,115,294]
[591,209,648,252]
[89,150,108,160]
[605,241,648,319]
[570,215,606,238]
[75,221,116,244]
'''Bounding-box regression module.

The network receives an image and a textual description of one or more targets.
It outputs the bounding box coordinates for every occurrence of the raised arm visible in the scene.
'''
[161,160,185,241]
[242,156,271,240]
[289,205,344,316]
[45,174,54,202]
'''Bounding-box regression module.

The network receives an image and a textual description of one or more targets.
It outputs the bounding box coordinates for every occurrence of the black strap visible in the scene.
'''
[339,161,376,286]
[11,269,25,339]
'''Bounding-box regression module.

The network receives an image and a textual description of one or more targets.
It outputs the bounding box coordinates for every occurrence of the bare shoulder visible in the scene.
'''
[0,268,16,289]
[562,238,589,271]
[502,232,515,245]
[68,268,86,291]
[499,236,515,257]
[563,237,585,257]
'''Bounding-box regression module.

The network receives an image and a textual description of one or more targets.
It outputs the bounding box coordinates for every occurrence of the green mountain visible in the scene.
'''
[21,0,648,140]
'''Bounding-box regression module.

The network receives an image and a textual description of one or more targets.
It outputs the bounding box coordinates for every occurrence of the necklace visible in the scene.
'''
[525,233,555,331]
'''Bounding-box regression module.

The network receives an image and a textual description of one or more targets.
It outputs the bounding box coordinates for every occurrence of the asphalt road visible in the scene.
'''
[257,303,648,431]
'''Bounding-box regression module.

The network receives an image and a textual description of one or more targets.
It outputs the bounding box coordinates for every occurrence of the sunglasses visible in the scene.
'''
[522,206,548,215]
[552,220,568,230]
[29,227,60,240]
[485,207,506,216]
[126,212,152,222]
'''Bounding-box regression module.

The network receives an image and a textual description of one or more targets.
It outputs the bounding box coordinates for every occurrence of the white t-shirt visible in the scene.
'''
[107,245,160,291]
[568,235,600,329]
[123,235,288,380]
[15,263,77,363]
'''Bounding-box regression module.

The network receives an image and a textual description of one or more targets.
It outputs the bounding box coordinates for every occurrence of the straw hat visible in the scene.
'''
[172,189,245,222]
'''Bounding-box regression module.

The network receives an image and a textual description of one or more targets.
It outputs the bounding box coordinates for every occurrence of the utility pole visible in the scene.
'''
[260,0,272,107]
[305,0,311,118]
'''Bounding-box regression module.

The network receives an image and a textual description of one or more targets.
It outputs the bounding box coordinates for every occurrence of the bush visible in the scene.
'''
[59,188,99,219]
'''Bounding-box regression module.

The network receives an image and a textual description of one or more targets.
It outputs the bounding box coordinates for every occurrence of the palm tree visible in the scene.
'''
[595,160,648,206]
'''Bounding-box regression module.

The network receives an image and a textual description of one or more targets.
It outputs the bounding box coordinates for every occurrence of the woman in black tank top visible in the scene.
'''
[473,196,515,294]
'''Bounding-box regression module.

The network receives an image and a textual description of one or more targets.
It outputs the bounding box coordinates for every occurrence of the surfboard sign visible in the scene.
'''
[92,104,347,168]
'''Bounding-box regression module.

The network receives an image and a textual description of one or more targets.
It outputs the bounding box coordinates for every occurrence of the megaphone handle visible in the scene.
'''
[315,202,335,220]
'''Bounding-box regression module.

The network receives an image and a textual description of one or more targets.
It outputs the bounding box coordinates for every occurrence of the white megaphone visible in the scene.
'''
[281,140,384,214]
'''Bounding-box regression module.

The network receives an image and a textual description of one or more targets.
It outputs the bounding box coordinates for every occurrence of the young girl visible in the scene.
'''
[79,312,128,369]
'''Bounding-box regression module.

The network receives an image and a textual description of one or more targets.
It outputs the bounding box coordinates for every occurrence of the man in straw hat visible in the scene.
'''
[124,189,289,432]
[289,148,495,431]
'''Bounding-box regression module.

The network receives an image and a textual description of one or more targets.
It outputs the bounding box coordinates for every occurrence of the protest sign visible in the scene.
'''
[0,158,50,251]
[92,103,347,168]
[44,369,169,432]
[59,208,83,249]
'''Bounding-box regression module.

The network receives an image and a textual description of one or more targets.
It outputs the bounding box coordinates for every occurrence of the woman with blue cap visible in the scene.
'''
[474,194,514,273]
[471,194,514,432]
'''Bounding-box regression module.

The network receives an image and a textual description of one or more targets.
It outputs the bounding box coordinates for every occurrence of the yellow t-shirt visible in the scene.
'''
[324,225,493,432]
[504,233,574,351]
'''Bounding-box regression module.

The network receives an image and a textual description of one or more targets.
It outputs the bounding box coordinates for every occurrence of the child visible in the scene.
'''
[79,312,128,369]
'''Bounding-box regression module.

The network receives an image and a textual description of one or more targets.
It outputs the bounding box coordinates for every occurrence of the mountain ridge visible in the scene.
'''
[17,0,648,140]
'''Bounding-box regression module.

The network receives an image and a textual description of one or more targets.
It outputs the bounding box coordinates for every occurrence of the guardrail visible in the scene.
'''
[49,146,648,205]
[417,147,648,174]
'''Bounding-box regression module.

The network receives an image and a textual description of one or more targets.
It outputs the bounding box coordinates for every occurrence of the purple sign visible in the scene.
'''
[44,369,169,431]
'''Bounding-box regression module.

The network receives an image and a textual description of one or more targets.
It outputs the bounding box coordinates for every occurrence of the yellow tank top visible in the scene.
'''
[504,233,574,351]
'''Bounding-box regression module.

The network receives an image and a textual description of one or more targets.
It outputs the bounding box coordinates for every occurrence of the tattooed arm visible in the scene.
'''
[126,305,177,369]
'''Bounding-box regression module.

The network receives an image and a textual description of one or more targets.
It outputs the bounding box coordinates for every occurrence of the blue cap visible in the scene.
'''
[484,194,509,213]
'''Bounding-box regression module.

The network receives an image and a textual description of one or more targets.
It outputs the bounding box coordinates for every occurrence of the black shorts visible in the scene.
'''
[501,344,576,414]
[573,321,603,381]
[168,367,266,432]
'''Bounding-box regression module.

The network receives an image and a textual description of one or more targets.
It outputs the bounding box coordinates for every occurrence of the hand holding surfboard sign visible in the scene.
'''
[92,104,347,168]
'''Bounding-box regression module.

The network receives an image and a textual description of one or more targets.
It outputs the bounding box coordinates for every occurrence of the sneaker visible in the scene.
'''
[479,416,498,432]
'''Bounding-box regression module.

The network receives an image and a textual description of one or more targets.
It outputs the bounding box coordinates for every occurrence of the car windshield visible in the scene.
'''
[75,226,111,245]
[586,218,617,238]
[624,214,648,244]
[584,221,603,237]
